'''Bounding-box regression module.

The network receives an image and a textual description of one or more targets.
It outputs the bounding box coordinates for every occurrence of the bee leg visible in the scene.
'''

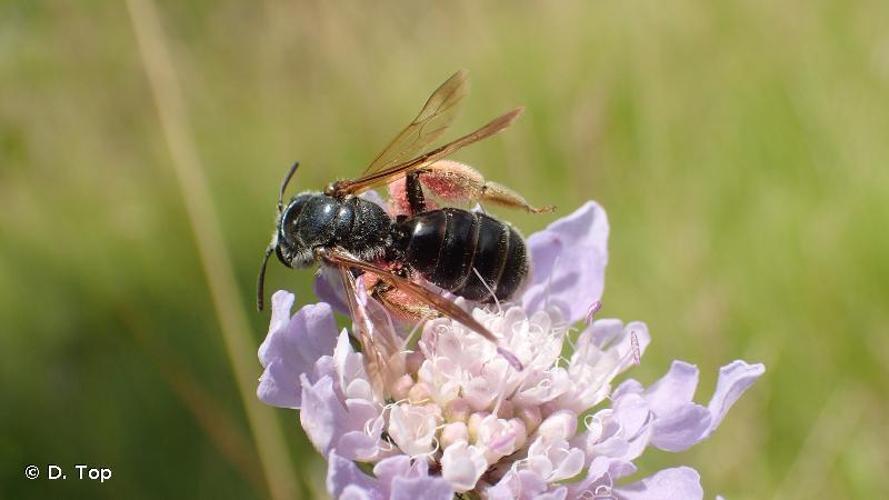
[405,172,427,214]
[419,160,555,213]
[371,280,432,323]
[387,175,437,217]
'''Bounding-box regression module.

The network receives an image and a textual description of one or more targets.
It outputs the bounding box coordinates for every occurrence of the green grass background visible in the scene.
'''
[2,0,888,498]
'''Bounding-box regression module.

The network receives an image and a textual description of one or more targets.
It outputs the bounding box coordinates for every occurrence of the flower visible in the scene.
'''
[257,201,765,499]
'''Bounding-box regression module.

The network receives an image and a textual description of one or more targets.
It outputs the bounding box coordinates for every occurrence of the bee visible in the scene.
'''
[256,71,552,390]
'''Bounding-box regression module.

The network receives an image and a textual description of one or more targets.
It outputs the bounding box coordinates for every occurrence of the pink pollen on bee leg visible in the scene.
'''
[421,176,467,201]
[387,179,412,216]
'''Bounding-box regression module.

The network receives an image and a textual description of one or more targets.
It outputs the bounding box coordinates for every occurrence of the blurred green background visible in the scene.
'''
[2,0,888,498]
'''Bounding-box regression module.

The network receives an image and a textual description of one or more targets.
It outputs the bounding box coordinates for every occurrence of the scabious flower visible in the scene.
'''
[257,201,765,499]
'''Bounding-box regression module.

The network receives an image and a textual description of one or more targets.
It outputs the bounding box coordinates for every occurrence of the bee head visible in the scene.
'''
[274,193,316,268]
[257,162,303,311]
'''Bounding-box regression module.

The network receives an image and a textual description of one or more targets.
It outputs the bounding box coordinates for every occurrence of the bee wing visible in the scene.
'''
[320,250,522,372]
[330,107,524,197]
[334,263,404,400]
[362,70,469,176]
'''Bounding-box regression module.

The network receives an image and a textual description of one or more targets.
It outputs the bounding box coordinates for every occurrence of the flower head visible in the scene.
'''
[257,201,765,498]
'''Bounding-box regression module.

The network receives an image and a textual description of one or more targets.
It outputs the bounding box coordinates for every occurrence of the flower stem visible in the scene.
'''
[125,1,299,498]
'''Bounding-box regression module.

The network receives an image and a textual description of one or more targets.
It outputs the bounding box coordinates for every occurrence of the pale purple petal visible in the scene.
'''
[613,392,651,438]
[643,360,764,451]
[536,489,568,500]
[300,374,382,460]
[313,267,349,315]
[338,432,384,462]
[313,354,337,381]
[267,290,295,336]
[341,485,373,500]
[650,403,711,452]
[587,318,625,348]
[609,393,654,461]
[390,476,453,500]
[372,455,427,485]
[615,466,703,500]
[553,448,586,481]
[613,379,645,399]
[362,454,452,500]
[576,394,653,463]
[644,361,699,416]
[441,441,487,492]
[583,419,629,459]
[300,376,347,456]
[576,319,650,372]
[610,462,638,481]
[523,201,609,324]
[622,422,654,462]
[566,456,636,498]
[257,292,338,408]
[336,400,386,461]
[256,362,310,410]
[515,470,550,497]
[705,360,766,436]
[327,451,454,500]
[486,469,550,500]
[327,451,380,499]
[259,292,337,365]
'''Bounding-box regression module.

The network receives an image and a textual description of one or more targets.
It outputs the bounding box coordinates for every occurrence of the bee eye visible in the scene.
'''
[279,196,309,242]
[282,208,298,229]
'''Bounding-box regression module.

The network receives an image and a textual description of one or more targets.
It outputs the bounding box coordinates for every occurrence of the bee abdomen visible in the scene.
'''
[398,208,528,303]
[430,209,479,291]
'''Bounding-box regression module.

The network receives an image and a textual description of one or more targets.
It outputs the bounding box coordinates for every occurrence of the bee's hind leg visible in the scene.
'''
[369,279,433,323]
[405,172,427,214]
[418,160,554,213]
[387,172,434,217]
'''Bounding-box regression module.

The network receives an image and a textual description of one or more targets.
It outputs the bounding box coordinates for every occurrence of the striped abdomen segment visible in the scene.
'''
[397,208,528,302]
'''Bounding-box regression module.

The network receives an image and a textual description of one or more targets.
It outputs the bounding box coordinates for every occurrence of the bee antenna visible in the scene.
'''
[256,244,275,311]
[278,161,300,212]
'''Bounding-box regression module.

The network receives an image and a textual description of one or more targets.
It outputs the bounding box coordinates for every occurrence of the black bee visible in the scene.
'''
[257,71,552,386]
